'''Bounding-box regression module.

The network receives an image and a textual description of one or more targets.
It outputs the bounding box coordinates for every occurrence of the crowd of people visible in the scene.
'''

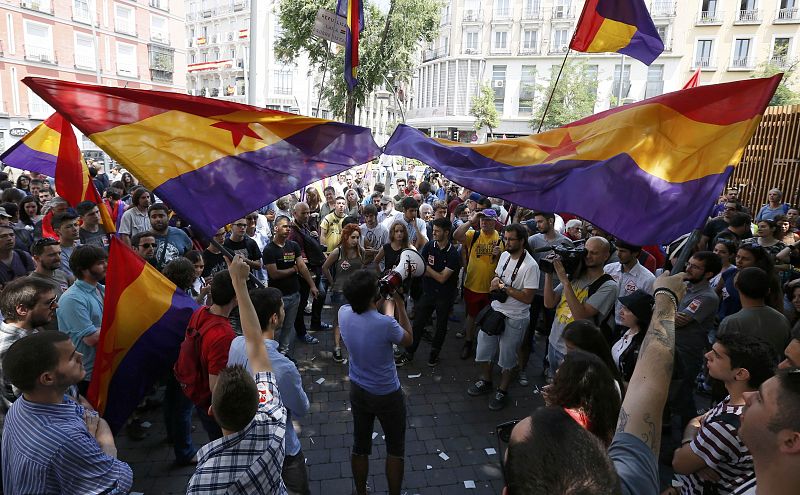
[0,161,798,495]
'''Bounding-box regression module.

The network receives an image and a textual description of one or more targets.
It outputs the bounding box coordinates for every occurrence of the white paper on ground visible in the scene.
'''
[484,447,496,455]
[316,377,325,384]
[426,465,432,470]
[372,432,378,439]
[407,373,422,379]
[439,452,449,461]
[464,480,476,489]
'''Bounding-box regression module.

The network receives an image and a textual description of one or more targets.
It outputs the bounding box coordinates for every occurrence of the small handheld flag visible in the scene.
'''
[337,0,364,90]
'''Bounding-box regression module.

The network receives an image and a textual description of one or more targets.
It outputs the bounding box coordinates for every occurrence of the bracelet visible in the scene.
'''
[653,287,678,308]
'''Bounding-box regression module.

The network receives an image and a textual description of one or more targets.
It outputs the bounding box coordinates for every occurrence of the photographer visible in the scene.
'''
[467,224,538,411]
[544,236,617,377]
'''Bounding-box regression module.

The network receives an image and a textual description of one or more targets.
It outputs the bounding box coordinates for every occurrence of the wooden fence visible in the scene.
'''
[728,104,800,213]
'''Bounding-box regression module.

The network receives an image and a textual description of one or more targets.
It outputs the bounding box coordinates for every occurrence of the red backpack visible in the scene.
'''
[174,308,212,408]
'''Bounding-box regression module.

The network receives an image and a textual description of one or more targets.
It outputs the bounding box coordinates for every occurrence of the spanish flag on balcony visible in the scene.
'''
[570,0,664,65]
[0,113,116,233]
[87,237,198,433]
[337,0,363,90]
[22,77,381,237]
[384,76,781,246]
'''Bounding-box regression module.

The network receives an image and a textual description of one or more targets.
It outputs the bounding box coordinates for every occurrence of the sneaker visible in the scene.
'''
[467,379,493,397]
[489,389,508,411]
[310,323,333,332]
[302,334,319,344]
[518,371,529,387]
[460,341,474,360]
[395,353,413,367]
[427,350,440,367]
[333,347,345,363]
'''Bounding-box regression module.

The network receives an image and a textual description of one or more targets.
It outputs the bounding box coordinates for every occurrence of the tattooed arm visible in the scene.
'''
[616,271,687,456]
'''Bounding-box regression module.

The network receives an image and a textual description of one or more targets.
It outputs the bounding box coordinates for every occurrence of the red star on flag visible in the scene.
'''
[538,132,581,162]
[211,121,261,148]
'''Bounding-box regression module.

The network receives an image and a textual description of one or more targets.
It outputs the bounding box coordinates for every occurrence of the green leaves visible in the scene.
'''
[470,83,500,135]
[531,59,598,131]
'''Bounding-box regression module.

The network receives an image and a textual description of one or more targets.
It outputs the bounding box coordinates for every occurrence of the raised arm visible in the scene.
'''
[616,271,686,456]
[229,254,272,373]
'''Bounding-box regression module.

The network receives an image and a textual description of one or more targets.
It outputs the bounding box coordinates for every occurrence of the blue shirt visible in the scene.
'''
[227,337,309,456]
[339,305,405,395]
[56,280,104,379]
[153,226,193,270]
[2,396,132,494]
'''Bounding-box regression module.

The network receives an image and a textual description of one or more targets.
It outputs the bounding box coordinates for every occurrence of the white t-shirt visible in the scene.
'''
[604,261,655,325]
[381,213,427,246]
[491,250,539,319]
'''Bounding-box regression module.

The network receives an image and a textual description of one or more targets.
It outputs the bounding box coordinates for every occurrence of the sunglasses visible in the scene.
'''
[138,242,156,248]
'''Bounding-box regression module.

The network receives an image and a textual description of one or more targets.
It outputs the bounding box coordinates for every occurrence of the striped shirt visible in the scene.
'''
[187,371,288,495]
[730,477,756,494]
[1,396,132,494]
[678,396,754,494]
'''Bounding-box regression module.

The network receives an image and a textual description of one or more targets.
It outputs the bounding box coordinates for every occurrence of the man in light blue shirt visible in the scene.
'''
[227,287,311,494]
[56,245,107,397]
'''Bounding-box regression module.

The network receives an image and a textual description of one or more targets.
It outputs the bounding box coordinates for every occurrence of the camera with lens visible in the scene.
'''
[488,288,508,303]
[538,245,587,277]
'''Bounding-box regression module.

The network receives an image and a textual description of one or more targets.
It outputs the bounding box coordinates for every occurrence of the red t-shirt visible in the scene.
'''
[195,307,235,376]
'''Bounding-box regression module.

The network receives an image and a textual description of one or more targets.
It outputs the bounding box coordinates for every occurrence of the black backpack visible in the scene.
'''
[294,225,326,267]
[587,274,615,343]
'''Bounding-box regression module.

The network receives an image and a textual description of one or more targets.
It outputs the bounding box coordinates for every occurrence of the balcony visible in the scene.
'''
[519,45,539,55]
[493,8,511,20]
[72,5,94,24]
[490,46,511,55]
[462,9,482,22]
[693,57,715,69]
[114,21,137,36]
[549,44,570,54]
[729,57,754,70]
[551,6,575,20]
[462,46,479,55]
[522,8,543,20]
[735,9,761,23]
[770,55,788,67]
[74,53,96,70]
[696,10,724,24]
[24,46,57,64]
[422,46,448,62]
[650,1,676,17]
[20,0,54,15]
[149,0,169,11]
[775,7,800,22]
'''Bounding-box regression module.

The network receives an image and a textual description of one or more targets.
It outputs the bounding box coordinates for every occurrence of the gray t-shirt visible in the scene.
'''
[608,432,659,495]
[527,232,573,290]
[548,274,618,354]
[719,306,791,358]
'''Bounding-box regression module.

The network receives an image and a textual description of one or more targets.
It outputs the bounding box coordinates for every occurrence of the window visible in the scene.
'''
[612,64,631,100]
[494,0,510,17]
[274,66,293,95]
[553,0,570,18]
[523,0,540,17]
[149,44,174,83]
[732,38,751,67]
[7,14,16,54]
[150,14,169,44]
[584,64,599,99]
[644,64,664,98]
[116,41,137,76]
[493,30,508,50]
[656,25,669,48]
[518,65,535,116]
[778,0,798,19]
[701,0,717,15]
[695,39,713,67]
[150,0,169,11]
[114,3,135,35]
[22,0,51,13]
[23,21,54,63]
[28,90,52,119]
[74,32,96,70]
[553,29,569,52]
[10,67,19,115]
[73,0,91,23]
[492,65,506,112]
[465,31,479,52]
[464,0,480,20]
[772,37,791,66]
[522,29,538,51]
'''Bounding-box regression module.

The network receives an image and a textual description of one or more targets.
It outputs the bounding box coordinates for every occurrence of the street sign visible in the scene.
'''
[313,8,347,46]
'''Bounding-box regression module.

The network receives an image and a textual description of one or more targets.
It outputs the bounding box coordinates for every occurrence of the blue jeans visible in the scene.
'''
[278,292,301,354]
[165,373,196,463]
[548,345,566,378]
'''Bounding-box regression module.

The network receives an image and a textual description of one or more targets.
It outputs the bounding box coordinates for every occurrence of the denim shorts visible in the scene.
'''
[350,382,406,457]
[475,315,529,370]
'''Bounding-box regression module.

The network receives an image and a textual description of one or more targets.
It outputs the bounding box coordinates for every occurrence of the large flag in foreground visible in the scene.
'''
[87,237,198,433]
[23,77,381,237]
[337,0,363,90]
[570,0,664,65]
[384,76,781,246]
[0,113,116,232]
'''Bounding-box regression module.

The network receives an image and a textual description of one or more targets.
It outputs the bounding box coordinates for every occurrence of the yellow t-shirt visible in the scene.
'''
[321,212,344,252]
[464,229,503,294]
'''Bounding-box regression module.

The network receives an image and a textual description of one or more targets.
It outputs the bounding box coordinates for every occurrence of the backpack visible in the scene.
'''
[294,225,326,267]
[174,308,212,408]
[587,274,615,343]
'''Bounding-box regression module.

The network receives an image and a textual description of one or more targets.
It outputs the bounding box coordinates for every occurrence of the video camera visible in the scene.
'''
[536,244,587,277]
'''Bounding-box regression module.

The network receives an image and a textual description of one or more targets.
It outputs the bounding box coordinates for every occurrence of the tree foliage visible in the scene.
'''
[469,82,499,136]
[275,0,441,123]
[530,59,598,131]
[751,61,800,106]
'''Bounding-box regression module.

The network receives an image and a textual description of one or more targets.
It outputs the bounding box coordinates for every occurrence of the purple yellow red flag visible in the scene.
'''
[337,0,363,89]
[0,113,116,233]
[22,77,381,237]
[570,0,664,65]
[384,76,781,246]
[87,236,198,433]
[683,68,702,89]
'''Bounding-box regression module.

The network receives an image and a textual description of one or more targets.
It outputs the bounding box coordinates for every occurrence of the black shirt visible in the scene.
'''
[202,249,227,278]
[702,218,729,249]
[421,240,461,298]
[224,237,261,263]
[263,240,301,295]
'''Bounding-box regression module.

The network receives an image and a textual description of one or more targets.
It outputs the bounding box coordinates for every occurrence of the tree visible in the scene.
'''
[530,59,598,131]
[751,61,800,106]
[469,82,499,138]
[275,0,441,123]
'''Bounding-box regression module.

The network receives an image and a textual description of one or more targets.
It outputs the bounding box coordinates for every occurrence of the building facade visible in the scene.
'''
[407,0,800,140]
[0,0,186,154]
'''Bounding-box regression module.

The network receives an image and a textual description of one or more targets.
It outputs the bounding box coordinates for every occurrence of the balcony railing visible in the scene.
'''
[24,46,57,64]
[770,55,788,67]
[650,1,676,17]
[151,32,170,44]
[115,20,137,36]
[519,45,539,54]
[522,8,542,19]
[20,0,54,15]
[462,9,482,22]
[694,57,713,68]
[493,8,511,20]
[551,6,574,19]
[549,44,570,54]
[74,53,96,70]
[775,7,800,21]
[730,57,753,69]
[735,9,761,23]
[72,5,94,24]
[697,10,724,24]
[462,46,479,55]
[422,46,449,62]
[490,46,511,55]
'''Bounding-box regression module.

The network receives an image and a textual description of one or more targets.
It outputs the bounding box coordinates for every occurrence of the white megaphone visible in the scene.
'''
[379,248,425,298]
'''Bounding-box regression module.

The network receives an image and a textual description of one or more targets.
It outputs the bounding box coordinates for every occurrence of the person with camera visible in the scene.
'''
[544,236,618,378]
[467,224,538,411]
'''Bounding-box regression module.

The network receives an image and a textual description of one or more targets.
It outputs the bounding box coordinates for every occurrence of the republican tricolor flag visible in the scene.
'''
[337,0,363,90]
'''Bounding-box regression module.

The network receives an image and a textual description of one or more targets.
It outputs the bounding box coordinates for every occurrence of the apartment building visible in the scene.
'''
[407,0,800,140]
[0,0,186,153]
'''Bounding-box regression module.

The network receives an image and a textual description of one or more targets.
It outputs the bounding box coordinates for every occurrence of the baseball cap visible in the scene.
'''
[0,207,12,218]
[618,290,654,325]
[468,192,482,202]
[477,208,498,219]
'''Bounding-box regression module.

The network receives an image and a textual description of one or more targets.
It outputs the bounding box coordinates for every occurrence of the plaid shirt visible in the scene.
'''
[187,371,288,495]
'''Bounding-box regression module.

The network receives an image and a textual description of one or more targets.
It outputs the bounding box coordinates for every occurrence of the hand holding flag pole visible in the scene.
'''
[210,238,265,289]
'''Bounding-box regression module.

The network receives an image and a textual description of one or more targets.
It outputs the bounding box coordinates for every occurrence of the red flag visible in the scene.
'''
[682,68,702,89]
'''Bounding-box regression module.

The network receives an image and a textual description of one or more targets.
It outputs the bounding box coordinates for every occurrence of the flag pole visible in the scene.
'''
[536,47,571,133]
[617,54,626,107]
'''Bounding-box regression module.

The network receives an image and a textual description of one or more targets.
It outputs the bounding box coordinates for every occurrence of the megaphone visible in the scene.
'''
[379,248,425,298]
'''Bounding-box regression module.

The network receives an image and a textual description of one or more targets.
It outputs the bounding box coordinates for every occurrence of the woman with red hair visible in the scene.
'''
[323,223,365,363]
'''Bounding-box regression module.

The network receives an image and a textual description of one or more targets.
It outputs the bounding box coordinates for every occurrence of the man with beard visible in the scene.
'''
[131,231,157,264]
[223,218,263,282]
[147,203,192,271]
[118,187,151,246]
[288,202,329,338]
[202,228,228,279]
[29,237,71,330]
